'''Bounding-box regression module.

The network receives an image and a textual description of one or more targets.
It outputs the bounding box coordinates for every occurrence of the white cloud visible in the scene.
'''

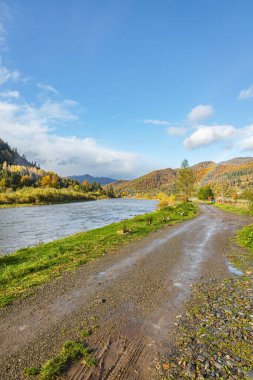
[187,104,214,123]
[167,126,186,136]
[38,82,59,94]
[0,90,20,98]
[183,125,236,149]
[0,64,20,84]
[241,137,253,151]
[0,97,142,177]
[0,101,18,114]
[39,100,78,121]
[238,85,253,100]
[240,125,253,150]
[143,119,170,126]
[244,124,253,133]
[0,56,144,177]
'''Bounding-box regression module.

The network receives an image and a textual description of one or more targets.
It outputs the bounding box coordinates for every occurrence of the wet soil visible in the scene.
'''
[0,205,251,380]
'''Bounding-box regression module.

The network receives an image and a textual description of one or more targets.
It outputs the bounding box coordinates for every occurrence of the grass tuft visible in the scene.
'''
[24,340,95,380]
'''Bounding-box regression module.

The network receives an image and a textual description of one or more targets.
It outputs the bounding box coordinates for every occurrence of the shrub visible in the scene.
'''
[145,215,153,225]
[118,222,131,235]
[197,186,214,201]
[157,199,169,210]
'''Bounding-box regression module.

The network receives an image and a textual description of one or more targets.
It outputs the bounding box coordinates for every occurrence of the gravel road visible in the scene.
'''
[0,205,250,380]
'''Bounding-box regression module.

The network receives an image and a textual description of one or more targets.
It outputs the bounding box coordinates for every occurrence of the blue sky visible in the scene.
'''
[0,0,253,178]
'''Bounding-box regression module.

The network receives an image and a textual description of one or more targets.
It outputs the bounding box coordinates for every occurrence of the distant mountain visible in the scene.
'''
[70,174,117,185]
[107,157,253,195]
[0,138,35,167]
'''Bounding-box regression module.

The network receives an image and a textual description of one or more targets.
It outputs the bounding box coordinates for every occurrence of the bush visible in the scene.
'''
[117,222,132,235]
[197,186,214,200]
[145,215,153,225]
[157,199,169,209]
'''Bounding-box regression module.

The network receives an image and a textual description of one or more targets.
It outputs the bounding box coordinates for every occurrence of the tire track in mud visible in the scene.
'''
[68,336,152,380]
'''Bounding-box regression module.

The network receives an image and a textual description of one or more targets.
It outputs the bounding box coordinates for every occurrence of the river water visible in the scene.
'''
[0,199,157,254]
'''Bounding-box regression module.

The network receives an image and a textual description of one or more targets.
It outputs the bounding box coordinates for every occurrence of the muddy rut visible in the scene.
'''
[0,205,250,380]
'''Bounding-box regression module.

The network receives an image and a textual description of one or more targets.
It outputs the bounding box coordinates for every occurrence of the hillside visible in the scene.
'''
[108,157,253,195]
[70,174,116,185]
[0,137,82,192]
[0,138,35,167]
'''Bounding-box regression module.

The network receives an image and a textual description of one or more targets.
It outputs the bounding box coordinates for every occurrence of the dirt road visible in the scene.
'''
[0,205,250,380]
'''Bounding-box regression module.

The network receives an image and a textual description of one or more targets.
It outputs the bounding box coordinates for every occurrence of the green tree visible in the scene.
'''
[197,185,214,200]
[176,159,195,202]
[106,185,116,198]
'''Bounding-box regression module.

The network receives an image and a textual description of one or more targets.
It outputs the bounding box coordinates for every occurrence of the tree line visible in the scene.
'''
[0,162,116,198]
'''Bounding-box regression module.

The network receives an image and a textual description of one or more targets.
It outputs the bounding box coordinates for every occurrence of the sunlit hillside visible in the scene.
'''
[108,157,253,196]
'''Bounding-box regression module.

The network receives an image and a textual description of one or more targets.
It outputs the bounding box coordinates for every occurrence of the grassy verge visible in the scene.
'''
[161,222,253,379]
[0,202,197,308]
[236,225,253,273]
[214,203,253,216]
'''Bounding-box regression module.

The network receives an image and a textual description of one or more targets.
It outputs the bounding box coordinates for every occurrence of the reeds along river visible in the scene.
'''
[0,198,157,255]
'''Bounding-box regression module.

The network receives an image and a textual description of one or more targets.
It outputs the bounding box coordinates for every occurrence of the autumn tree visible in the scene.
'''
[40,174,59,188]
[0,178,7,189]
[176,159,195,202]
[20,175,32,187]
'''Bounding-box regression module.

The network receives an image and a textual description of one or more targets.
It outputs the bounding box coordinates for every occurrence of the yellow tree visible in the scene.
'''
[82,180,91,192]
[40,175,52,187]
[0,178,7,189]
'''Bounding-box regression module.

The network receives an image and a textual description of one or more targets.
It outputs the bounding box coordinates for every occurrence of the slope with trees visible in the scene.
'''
[0,138,116,205]
[107,157,253,198]
[0,138,35,167]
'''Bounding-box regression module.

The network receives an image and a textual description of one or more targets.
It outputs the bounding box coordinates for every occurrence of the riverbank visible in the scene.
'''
[0,198,97,209]
[161,210,253,379]
[0,202,197,307]
[0,187,102,207]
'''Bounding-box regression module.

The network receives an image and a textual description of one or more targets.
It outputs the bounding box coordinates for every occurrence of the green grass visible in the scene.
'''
[235,224,253,273]
[24,340,94,380]
[237,224,253,248]
[0,202,197,307]
[214,203,253,216]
